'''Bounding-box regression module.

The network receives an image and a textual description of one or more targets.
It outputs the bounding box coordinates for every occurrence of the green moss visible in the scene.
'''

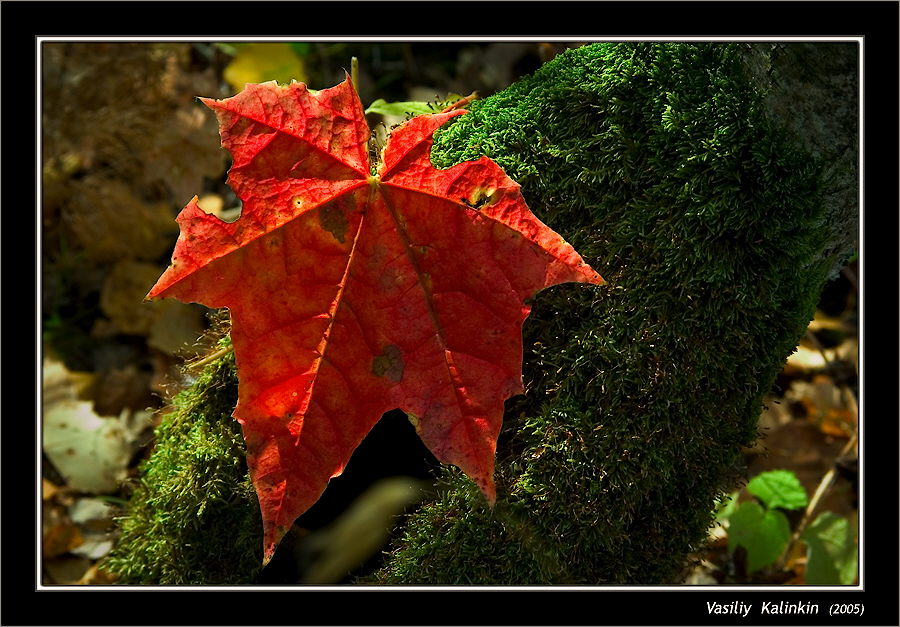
[370,42,852,584]
[106,42,855,584]
[103,340,264,584]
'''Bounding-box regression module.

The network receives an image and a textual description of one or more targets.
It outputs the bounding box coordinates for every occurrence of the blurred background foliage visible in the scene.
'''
[40,40,857,585]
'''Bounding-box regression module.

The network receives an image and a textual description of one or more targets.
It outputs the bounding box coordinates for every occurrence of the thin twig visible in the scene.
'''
[776,429,857,571]
[773,323,859,571]
[440,91,479,113]
[187,344,234,372]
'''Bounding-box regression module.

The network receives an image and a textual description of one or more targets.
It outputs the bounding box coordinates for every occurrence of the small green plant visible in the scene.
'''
[716,469,857,584]
[364,98,434,117]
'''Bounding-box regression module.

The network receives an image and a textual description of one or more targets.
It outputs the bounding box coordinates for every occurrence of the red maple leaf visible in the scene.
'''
[148,77,603,563]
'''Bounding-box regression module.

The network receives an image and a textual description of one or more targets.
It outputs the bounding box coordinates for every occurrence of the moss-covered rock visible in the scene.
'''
[104,42,856,585]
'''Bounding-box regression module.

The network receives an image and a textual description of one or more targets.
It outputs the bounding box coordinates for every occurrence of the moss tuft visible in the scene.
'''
[103,340,264,584]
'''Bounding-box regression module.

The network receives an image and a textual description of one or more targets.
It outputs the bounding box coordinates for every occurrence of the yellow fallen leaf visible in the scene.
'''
[223,43,306,93]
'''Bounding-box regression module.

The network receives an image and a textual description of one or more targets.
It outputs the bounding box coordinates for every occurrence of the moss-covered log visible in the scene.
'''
[103,341,265,584]
[104,42,857,585]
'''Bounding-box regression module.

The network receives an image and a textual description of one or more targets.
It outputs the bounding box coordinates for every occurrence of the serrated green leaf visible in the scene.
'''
[365,99,435,118]
[747,469,808,511]
[801,512,858,584]
[727,501,791,573]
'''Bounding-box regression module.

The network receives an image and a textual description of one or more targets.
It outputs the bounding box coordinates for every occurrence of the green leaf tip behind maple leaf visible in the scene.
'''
[147,76,604,565]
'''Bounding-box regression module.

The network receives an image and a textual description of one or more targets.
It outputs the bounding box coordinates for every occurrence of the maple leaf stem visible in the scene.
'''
[350,56,359,94]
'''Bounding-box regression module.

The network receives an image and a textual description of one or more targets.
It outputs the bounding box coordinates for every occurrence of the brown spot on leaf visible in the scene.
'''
[318,201,349,243]
[372,344,404,382]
